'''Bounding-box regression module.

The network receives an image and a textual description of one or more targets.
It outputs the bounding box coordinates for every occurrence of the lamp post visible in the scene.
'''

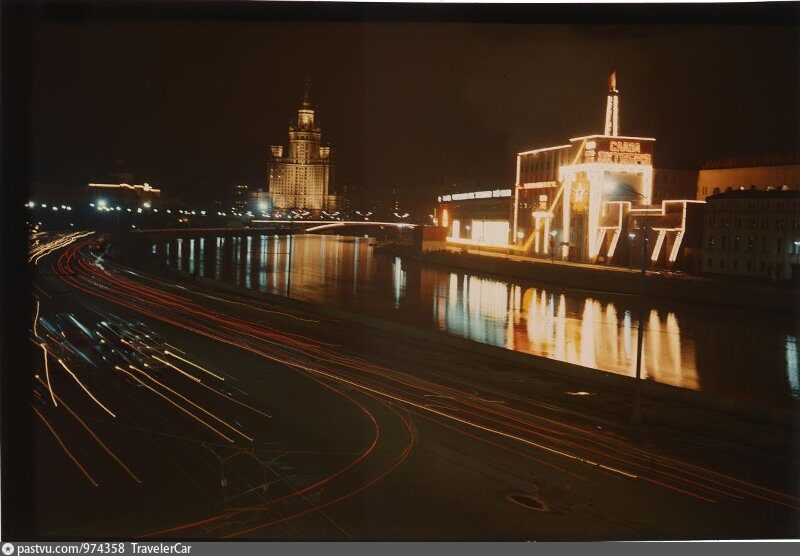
[550,230,558,263]
[630,209,648,426]
[606,182,649,426]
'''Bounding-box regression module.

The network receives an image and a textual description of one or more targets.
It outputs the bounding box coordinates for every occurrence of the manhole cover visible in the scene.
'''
[505,492,549,512]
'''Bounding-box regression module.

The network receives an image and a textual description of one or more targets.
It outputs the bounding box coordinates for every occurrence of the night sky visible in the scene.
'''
[27,11,799,197]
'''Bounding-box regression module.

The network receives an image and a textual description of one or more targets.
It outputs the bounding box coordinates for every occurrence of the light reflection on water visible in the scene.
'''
[164,234,798,405]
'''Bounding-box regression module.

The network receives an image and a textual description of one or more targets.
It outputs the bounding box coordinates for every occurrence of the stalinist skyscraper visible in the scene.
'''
[267,78,337,212]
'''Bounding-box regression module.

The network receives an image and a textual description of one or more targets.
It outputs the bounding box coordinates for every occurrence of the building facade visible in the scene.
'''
[696,154,800,201]
[267,80,337,212]
[433,73,703,271]
[701,189,800,281]
[652,168,698,204]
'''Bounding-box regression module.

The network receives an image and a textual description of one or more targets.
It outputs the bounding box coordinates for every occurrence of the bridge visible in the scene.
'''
[250,219,417,231]
[130,220,418,242]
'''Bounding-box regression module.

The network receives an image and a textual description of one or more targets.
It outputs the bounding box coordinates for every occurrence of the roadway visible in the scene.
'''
[27,233,799,540]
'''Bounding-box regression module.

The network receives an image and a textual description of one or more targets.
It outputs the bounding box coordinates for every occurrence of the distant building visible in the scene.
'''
[87,182,161,208]
[701,189,800,281]
[696,154,800,201]
[652,168,698,204]
[231,184,249,214]
[267,79,337,212]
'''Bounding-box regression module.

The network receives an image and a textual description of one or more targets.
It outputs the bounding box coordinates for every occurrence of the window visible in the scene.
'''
[720,259,726,269]
[733,260,738,270]
[746,260,752,272]
[776,238,784,255]
[721,236,727,250]
[761,237,768,253]
[734,236,740,252]
[707,258,712,268]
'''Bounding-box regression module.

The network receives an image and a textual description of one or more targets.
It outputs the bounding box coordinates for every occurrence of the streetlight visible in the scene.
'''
[550,229,558,263]
[605,181,649,426]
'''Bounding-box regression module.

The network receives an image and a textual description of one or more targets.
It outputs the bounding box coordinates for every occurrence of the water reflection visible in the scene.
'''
[159,234,798,405]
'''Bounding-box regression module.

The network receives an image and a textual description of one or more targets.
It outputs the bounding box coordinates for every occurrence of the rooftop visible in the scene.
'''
[706,188,800,200]
[701,153,799,170]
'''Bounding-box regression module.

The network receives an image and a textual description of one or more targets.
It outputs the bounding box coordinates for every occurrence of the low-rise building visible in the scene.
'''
[696,154,799,201]
[701,189,800,281]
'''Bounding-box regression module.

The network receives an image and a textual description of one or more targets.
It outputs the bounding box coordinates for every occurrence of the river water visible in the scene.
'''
[159,234,799,406]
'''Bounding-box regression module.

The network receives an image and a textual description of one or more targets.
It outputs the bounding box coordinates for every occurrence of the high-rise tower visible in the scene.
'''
[603,71,620,137]
[267,79,336,212]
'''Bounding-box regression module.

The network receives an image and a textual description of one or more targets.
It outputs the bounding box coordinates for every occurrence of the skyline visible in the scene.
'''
[29,19,798,196]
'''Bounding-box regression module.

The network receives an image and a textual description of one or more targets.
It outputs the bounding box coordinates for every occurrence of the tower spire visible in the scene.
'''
[302,76,311,108]
[604,71,620,136]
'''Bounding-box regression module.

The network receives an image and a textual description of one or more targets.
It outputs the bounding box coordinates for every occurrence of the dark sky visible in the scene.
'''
[28,15,798,196]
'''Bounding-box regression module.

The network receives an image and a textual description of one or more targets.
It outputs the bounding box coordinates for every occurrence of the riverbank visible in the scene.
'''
[140,258,797,430]
[379,244,798,315]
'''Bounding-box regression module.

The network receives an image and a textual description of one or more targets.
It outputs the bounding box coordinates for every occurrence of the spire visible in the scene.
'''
[604,71,620,136]
[608,71,618,94]
[302,76,311,108]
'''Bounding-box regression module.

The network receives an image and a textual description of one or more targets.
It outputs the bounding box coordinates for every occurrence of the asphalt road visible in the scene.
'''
[27,234,800,540]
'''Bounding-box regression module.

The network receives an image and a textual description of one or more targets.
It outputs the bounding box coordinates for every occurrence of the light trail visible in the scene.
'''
[164,350,225,381]
[150,354,202,383]
[35,376,142,484]
[114,365,234,443]
[33,296,41,337]
[127,364,251,442]
[28,231,94,265]
[56,357,116,417]
[41,343,57,407]
[33,404,99,487]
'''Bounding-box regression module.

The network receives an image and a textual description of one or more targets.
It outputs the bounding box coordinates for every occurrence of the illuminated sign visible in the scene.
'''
[582,138,653,166]
[438,189,512,202]
[522,181,558,190]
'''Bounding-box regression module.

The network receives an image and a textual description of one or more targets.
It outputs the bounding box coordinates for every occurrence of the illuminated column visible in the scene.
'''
[560,169,573,259]
[604,71,620,137]
[642,165,654,205]
[513,154,521,243]
[587,169,604,260]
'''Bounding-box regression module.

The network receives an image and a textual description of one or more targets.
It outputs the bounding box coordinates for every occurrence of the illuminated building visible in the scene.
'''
[435,189,514,246]
[434,72,703,269]
[696,154,800,201]
[267,78,338,212]
[87,182,161,207]
[231,184,249,214]
[701,189,800,281]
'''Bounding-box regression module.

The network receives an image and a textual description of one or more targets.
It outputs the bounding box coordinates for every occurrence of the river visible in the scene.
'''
[157,233,799,406]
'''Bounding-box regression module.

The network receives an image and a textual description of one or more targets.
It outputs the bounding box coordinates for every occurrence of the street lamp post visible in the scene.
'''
[630,210,648,426]
[606,182,649,426]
